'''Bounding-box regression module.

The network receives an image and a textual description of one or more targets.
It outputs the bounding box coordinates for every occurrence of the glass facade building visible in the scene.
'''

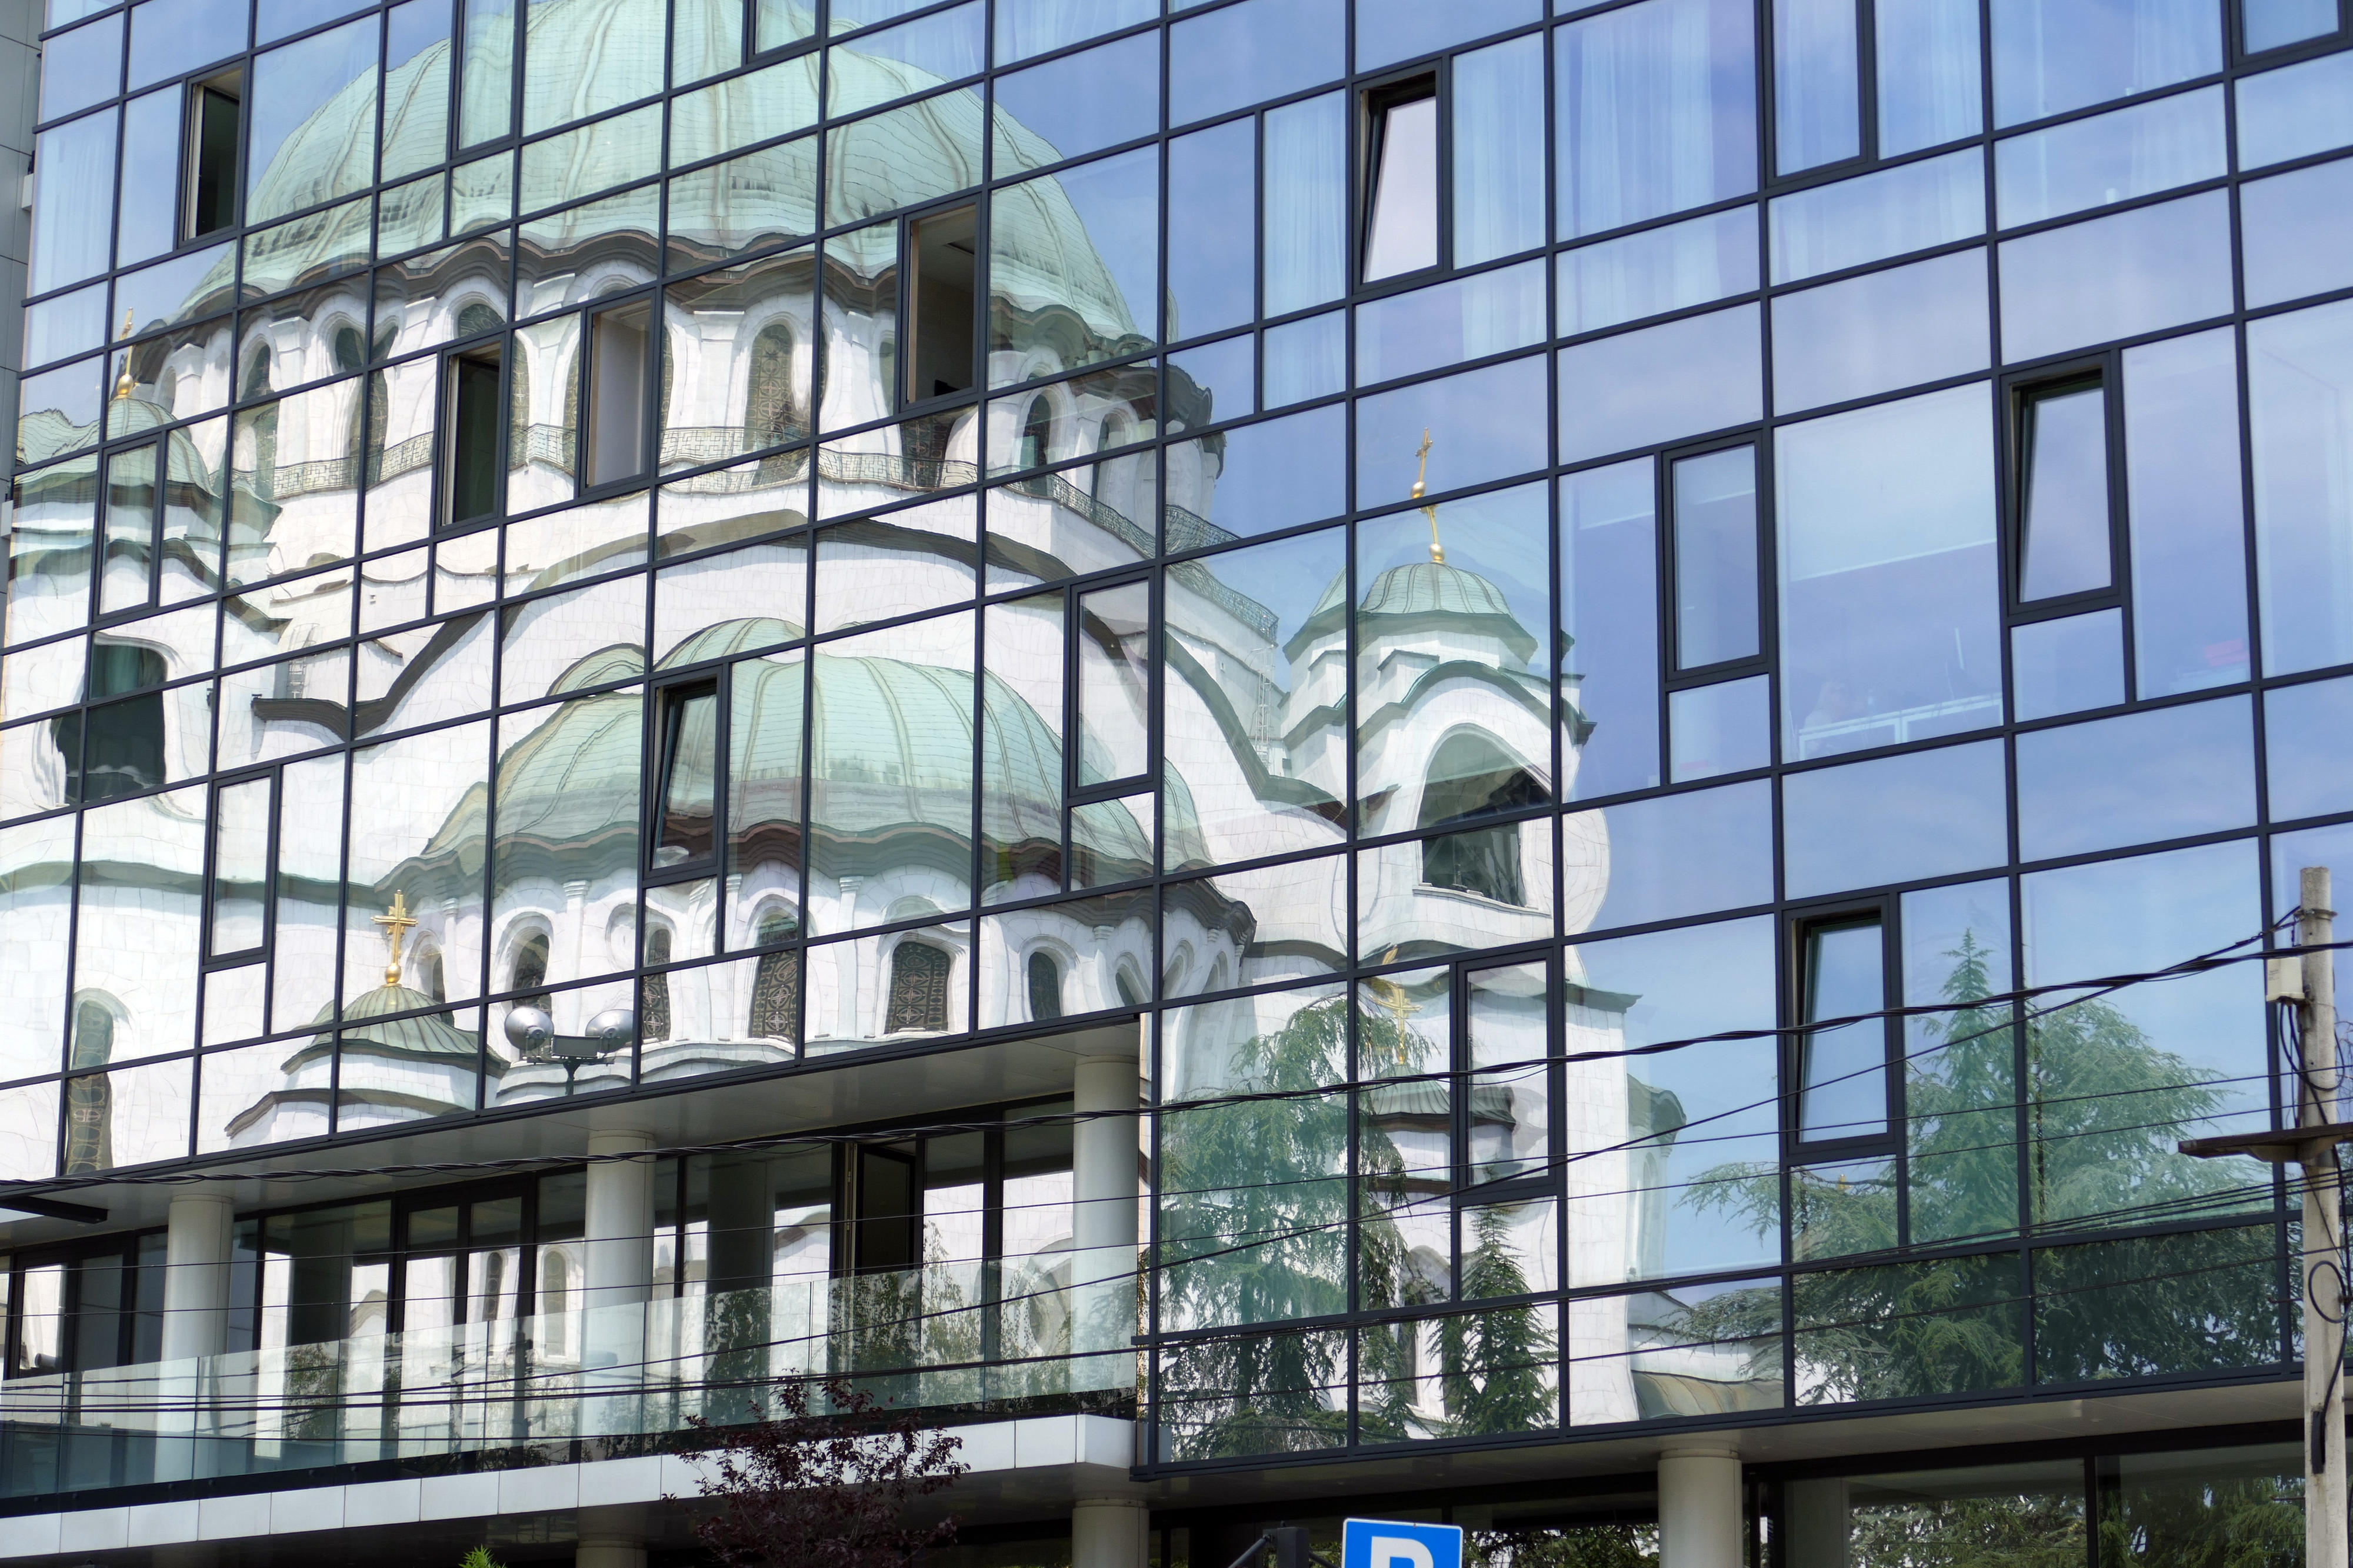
[1,0,2352,1560]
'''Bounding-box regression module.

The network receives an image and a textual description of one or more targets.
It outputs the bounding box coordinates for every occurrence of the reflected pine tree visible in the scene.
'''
[1157,995,1362,1455]
[1160,995,1555,1453]
[1683,935,2275,1401]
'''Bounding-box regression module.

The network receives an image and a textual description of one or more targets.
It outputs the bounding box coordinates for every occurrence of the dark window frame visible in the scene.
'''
[646,669,728,888]
[438,332,509,531]
[578,291,660,498]
[1356,66,1448,292]
[1784,898,1904,1163]
[899,196,984,416]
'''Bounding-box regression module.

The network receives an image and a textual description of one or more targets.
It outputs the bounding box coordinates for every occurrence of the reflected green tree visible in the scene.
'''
[1158,994,1554,1453]
[1469,1523,1658,1567]
[1684,935,2275,1400]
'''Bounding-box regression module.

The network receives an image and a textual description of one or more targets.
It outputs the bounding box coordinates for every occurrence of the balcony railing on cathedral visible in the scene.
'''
[0,1257,1137,1500]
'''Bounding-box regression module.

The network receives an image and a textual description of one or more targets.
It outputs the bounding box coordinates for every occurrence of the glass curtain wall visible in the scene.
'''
[3,0,2349,1473]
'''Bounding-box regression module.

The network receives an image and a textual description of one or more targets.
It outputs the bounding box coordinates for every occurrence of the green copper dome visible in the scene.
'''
[300,983,483,1063]
[401,626,1142,889]
[1288,562,1539,663]
[233,0,1142,352]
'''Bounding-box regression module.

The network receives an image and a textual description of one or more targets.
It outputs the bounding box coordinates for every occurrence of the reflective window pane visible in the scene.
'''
[1555,0,1757,241]
[1874,0,1983,156]
[1671,446,1758,670]
[1562,461,1662,800]
[1997,191,2232,365]
[2124,329,2247,695]
[2011,608,2125,722]
[1668,675,1769,783]
[1989,0,2220,127]
[2015,696,2255,862]
[1778,385,2002,759]
[1558,206,1758,336]
[1782,738,2007,898]
[1993,87,2225,229]
[1774,0,1861,174]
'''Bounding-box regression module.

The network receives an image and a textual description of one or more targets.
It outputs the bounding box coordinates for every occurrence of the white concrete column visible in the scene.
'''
[585,1129,656,1309]
[575,1535,646,1568]
[582,1129,655,1437]
[156,1192,234,1480]
[1658,1448,1743,1568]
[1072,1497,1149,1568]
[161,1192,235,1363]
[1070,1052,1139,1371]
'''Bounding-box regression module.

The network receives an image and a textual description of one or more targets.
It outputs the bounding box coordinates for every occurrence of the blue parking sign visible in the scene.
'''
[1341,1519,1464,1568]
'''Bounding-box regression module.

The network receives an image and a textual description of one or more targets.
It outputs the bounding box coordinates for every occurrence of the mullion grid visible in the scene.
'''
[6,0,2334,1452]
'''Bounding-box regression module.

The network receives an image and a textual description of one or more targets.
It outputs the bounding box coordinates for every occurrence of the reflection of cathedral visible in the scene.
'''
[0,0,1749,1428]
[2,8,1607,1157]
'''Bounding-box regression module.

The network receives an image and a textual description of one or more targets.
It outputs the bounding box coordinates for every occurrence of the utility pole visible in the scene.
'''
[2179,866,2347,1567]
[2301,866,2345,1568]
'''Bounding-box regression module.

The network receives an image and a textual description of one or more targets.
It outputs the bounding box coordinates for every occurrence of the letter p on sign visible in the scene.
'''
[1341,1519,1462,1568]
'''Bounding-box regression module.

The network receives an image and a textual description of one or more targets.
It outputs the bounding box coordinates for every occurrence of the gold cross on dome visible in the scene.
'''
[1409,429,1445,564]
[372,890,418,986]
[111,310,135,402]
[1365,946,1422,1028]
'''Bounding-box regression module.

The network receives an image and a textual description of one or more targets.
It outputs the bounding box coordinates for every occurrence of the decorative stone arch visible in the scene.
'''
[1417,728,1544,906]
[499,918,555,1014]
[884,939,952,1034]
[64,992,125,1175]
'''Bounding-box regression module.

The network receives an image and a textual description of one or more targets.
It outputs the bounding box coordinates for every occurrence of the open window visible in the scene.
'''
[651,679,721,878]
[443,339,505,528]
[1792,912,1895,1151]
[185,70,242,240]
[582,298,652,488]
[1362,77,1441,283]
[2007,368,2129,718]
[55,642,167,804]
[2014,376,2116,605]
[905,204,977,407]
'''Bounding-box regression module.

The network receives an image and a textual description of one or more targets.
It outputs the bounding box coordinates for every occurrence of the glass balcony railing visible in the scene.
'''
[0,1260,1138,1502]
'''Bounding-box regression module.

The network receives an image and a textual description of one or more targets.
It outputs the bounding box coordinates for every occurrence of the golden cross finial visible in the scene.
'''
[1409,429,1444,563]
[111,310,135,402]
[372,890,418,986]
[1365,947,1422,1029]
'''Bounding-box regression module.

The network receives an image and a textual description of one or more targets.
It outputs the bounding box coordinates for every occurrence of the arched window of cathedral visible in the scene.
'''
[1028,951,1063,1022]
[332,326,365,375]
[1018,397,1053,470]
[1417,732,1544,906]
[241,349,278,502]
[455,302,502,339]
[540,1252,571,1354]
[884,942,951,1034]
[1115,966,1144,1009]
[748,911,799,1042]
[509,928,552,1013]
[64,1002,115,1175]
[642,925,673,1042]
[746,321,800,450]
[415,940,447,1003]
